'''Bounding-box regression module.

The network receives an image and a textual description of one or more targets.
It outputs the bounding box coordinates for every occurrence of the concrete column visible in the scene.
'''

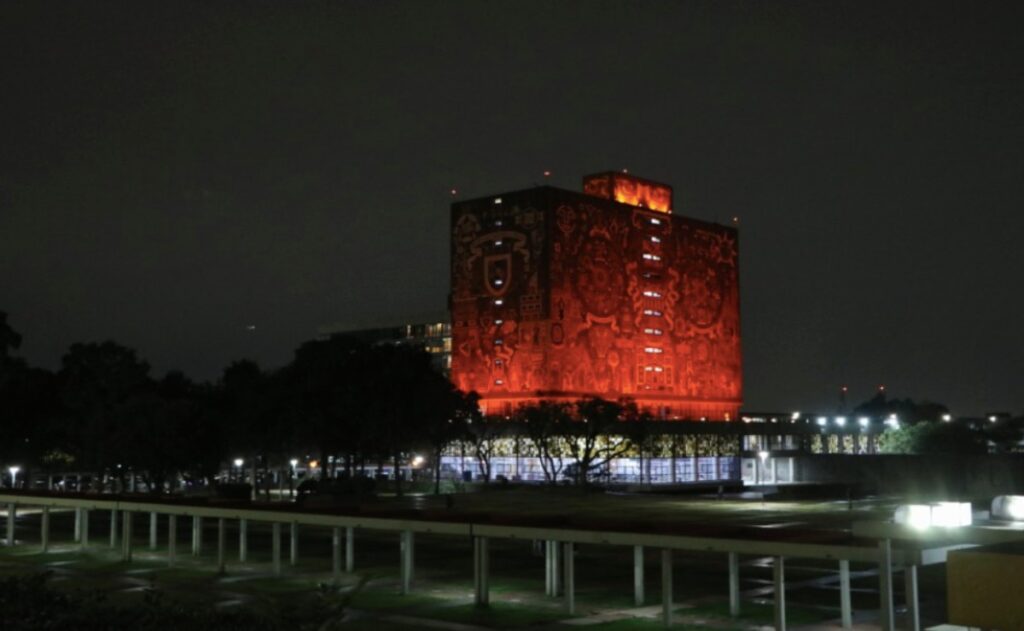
[400,530,415,594]
[74,507,82,543]
[332,527,342,581]
[633,545,645,606]
[109,508,118,548]
[239,519,248,562]
[81,509,90,548]
[878,539,895,631]
[773,556,786,631]
[149,512,158,550]
[772,457,779,484]
[121,512,133,561]
[839,559,852,629]
[728,551,740,616]
[168,515,177,566]
[661,549,673,627]
[289,522,299,566]
[217,518,226,573]
[345,526,354,573]
[563,541,575,614]
[272,523,282,576]
[787,457,795,483]
[474,536,490,607]
[546,540,561,596]
[191,516,202,556]
[904,564,920,631]
[4,503,13,546]
[545,541,553,596]
[40,506,50,552]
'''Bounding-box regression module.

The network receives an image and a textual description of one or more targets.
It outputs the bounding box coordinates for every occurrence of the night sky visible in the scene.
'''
[2,1,1022,415]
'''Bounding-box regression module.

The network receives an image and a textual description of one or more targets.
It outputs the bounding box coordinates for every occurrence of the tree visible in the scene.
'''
[567,397,633,485]
[519,401,573,484]
[221,360,287,499]
[59,341,152,488]
[877,422,986,455]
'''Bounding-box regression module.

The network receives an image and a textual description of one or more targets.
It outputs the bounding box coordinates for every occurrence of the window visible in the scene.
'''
[494,299,503,306]
[642,253,662,262]
[494,339,503,345]
[495,240,503,246]
[650,236,661,243]
[643,309,662,317]
[495,379,504,385]
[495,319,503,325]
[650,218,662,225]
[644,347,663,354]
[643,328,663,335]
[642,290,662,298]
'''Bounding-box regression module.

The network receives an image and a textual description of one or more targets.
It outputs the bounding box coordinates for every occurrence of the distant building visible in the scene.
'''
[449,171,742,419]
[317,316,452,374]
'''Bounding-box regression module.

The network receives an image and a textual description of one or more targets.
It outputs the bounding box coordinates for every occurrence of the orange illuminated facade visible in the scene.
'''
[450,173,741,420]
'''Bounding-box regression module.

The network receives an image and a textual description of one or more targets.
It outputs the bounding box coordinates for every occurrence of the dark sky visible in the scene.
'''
[2,1,1022,415]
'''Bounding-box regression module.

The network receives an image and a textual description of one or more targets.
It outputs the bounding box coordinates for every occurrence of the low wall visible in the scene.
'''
[794,454,1024,499]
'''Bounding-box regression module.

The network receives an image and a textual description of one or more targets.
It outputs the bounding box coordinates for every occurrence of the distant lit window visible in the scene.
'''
[495,240,503,246]
[494,299,503,306]
[643,309,662,317]
[644,347,663,354]
[495,220,503,227]
[495,379,504,385]
[494,279,504,286]
[642,290,662,298]
[495,359,503,366]
[650,236,661,243]
[642,253,662,261]
[650,218,662,225]
[494,197,502,204]
[643,328,663,335]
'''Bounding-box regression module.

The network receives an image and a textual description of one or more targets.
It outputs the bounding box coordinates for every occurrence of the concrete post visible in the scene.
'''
[192,516,202,556]
[4,503,13,546]
[634,545,645,606]
[121,512,133,562]
[545,541,553,596]
[661,549,673,627]
[400,530,414,595]
[149,512,158,550]
[728,551,740,616]
[74,507,82,543]
[168,515,176,566]
[548,540,561,596]
[474,536,490,607]
[563,541,575,614]
[904,564,920,631]
[109,508,118,548]
[272,523,282,576]
[332,527,342,581]
[239,519,248,562]
[772,457,779,484]
[878,539,895,631]
[289,521,298,566]
[40,506,50,552]
[345,526,354,573]
[839,559,852,629]
[773,556,786,631]
[81,509,90,548]
[217,518,226,573]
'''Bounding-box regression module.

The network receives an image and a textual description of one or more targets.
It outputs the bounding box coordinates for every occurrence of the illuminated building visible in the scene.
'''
[450,172,741,420]
[317,316,452,374]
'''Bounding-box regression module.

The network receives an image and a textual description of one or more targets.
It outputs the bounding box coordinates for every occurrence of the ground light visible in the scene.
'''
[8,466,19,488]
[894,502,972,529]
[991,496,1024,521]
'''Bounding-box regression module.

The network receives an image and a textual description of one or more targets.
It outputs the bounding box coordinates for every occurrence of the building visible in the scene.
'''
[449,171,742,420]
[317,315,452,374]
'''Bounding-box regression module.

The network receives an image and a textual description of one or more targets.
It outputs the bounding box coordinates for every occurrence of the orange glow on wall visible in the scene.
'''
[583,172,673,213]
[450,179,741,420]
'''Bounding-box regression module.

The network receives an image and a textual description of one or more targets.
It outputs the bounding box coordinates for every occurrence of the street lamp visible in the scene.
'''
[756,450,769,485]
[8,466,20,489]
[233,458,243,483]
[942,414,952,422]
[289,458,299,499]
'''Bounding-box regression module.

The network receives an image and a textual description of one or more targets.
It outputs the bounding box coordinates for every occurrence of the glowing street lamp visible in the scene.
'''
[835,416,847,427]
[942,414,952,422]
[8,466,20,489]
[233,458,243,483]
[858,417,870,428]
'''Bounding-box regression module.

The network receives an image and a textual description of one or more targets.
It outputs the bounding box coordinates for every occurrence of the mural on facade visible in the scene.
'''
[450,181,741,420]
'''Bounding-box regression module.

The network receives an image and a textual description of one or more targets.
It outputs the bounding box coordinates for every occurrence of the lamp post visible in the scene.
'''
[756,451,768,485]
[8,466,20,489]
[289,459,298,499]
[233,458,244,484]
